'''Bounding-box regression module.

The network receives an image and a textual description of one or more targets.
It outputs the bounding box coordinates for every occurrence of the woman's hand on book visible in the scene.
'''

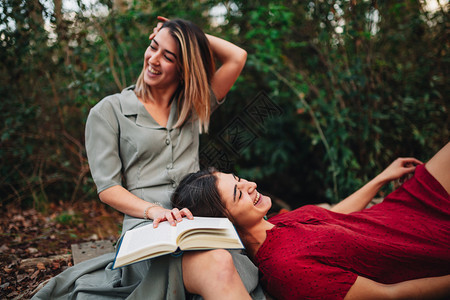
[152,207,194,228]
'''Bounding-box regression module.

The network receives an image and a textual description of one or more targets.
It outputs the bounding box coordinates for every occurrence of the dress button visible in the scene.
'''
[165,139,170,145]
[172,181,177,188]
[167,163,173,169]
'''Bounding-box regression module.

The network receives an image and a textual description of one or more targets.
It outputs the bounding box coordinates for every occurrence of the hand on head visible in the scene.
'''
[149,16,169,40]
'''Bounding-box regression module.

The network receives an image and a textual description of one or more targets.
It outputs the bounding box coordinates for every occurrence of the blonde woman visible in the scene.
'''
[33,17,264,299]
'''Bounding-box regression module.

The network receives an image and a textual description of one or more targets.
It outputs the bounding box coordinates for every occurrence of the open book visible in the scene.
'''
[112,217,243,269]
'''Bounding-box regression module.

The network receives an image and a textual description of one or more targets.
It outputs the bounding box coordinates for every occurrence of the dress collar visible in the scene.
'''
[120,86,178,130]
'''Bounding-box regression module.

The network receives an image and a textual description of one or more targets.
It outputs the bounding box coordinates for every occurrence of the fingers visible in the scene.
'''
[149,27,160,40]
[152,207,194,228]
[398,157,423,166]
[149,16,169,40]
[148,23,162,40]
[395,158,423,180]
[170,208,181,225]
[170,208,194,222]
[391,157,422,173]
[180,208,194,220]
[157,16,169,22]
[153,217,162,228]
[399,158,423,175]
[405,158,423,166]
[152,211,176,228]
[152,209,176,228]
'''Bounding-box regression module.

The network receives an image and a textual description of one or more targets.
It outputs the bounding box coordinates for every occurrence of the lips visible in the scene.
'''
[253,191,261,206]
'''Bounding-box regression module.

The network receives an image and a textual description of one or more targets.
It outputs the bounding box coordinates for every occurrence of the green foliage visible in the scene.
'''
[210,0,448,206]
[1,0,448,209]
[54,211,83,226]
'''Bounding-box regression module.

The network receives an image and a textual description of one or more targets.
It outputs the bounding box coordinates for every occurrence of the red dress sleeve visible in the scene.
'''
[257,208,358,300]
[258,245,357,299]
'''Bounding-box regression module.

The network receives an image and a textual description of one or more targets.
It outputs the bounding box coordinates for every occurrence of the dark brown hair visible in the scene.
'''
[171,168,229,218]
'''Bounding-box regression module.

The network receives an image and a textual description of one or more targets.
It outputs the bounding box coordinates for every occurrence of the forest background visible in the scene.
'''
[1,0,448,212]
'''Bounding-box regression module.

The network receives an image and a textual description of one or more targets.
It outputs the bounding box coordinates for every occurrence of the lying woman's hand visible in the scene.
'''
[377,157,423,185]
[152,207,194,228]
[149,16,169,40]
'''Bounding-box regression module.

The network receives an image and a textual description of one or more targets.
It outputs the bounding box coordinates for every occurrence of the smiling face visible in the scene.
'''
[143,28,180,91]
[215,172,272,228]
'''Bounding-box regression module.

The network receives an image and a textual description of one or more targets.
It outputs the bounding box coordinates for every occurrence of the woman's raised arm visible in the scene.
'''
[207,33,247,100]
[331,157,422,214]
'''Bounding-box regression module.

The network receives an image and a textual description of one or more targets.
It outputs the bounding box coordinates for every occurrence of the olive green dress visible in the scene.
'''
[32,87,265,299]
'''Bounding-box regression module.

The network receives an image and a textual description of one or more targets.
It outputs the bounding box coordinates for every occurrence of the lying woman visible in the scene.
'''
[170,142,450,299]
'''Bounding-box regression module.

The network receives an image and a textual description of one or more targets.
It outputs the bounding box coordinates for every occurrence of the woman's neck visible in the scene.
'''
[137,85,179,127]
[146,85,179,107]
[237,219,274,260]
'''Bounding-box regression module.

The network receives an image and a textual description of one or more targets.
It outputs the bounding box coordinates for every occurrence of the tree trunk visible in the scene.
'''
[53,0,64,37]
[29,0,44,29]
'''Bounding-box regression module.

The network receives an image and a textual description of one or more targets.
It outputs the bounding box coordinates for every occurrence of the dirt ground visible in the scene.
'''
[0,196,293,299]
[0,201,122,299]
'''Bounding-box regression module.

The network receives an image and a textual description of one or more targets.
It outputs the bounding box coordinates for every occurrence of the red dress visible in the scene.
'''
[255,164,450,300]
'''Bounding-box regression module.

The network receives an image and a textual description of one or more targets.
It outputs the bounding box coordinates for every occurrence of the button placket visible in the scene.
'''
[166,130,174,171]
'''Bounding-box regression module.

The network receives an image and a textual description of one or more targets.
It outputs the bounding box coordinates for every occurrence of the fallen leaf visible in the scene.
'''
[30,270,40,279]
[51,261,60,269]
[27,247,38,254]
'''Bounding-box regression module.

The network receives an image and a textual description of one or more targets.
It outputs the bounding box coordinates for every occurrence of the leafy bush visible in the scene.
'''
[1,0,447,209]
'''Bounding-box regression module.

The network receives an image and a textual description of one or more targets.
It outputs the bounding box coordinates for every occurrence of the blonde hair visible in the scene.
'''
[135,19,215,133]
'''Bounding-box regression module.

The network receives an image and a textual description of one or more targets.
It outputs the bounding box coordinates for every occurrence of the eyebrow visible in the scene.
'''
[232,174,240,202]
[152,39,177,59]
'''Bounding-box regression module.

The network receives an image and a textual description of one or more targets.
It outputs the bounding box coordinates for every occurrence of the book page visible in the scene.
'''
[119,222,177,256]
[175,217,234,236]
[180,228,243,249]
[175,217,243,250]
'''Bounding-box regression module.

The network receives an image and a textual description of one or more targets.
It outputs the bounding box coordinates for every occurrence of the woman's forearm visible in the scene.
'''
[331,157,421,214]
[389,274,450,300]
[330,176,384,214]
[206,34,247,100]
[206,34,247,66]
[345,275,450,300]
[99,185,163,220]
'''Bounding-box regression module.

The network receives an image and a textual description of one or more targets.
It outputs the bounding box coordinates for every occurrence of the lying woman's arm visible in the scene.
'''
[344,275,450,300]
[331,158,422,214]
